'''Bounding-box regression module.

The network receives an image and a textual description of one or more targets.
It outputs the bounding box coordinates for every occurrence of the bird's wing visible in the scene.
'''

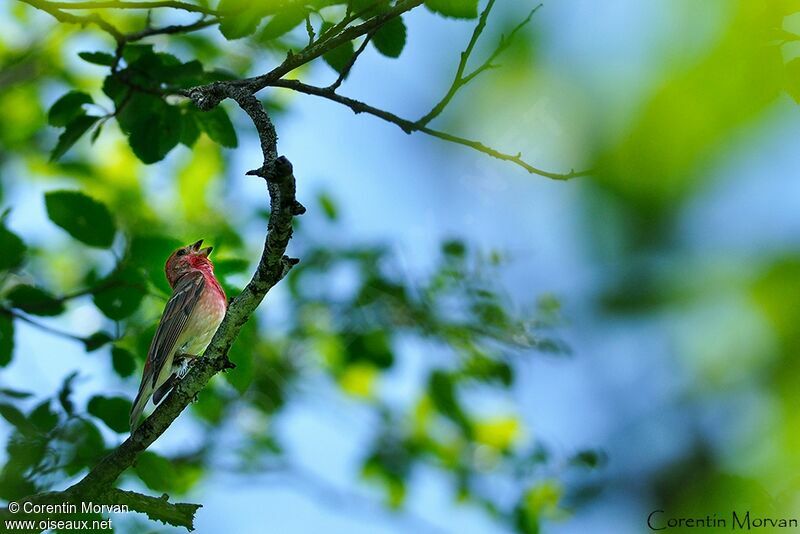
[147,270,206,389]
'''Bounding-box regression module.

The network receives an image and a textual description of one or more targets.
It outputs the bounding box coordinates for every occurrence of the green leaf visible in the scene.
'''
[0,403,29,434]
[321,22,355,73]
[129,234,183,293]
[48,91,94,127]
[29,400,58,433]
[0,223,26,271]
[344,331,394,369]
[317,192,339,221]
[425,0,478,19]
[442,239,466,258]
[135,452,174,490]
[195,107,238,148]
[45,190,116,248]
[87,395,131,433]
[117,93,182,164]
[569,449,607,469]
[50,114,100,161]
[0,316,13,367]
[84,331,113,352]
[225,320,257,394]
[62,417,105,474]
[111,346,137,378]
[58,371,79,415]
[372,16,406,58]
[785,58,800,103]
[218,0,269,39]
[180,110,201,147]
[78,51,116,66]
[428,370,472,436]
[0,389,31,399]
[6,285,65,316]
[93,265,145,320]
[260,6,308,40]
[102,74,128,105]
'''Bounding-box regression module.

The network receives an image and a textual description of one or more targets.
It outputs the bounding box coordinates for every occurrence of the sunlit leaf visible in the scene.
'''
[260,6,308,40]
[425,0,478,19]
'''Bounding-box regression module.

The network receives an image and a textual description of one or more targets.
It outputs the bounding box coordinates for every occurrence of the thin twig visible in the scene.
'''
[125,16,218,41]
[328,33,374,92]
[417,2,542,127]
[20,0,124,42]
[273,79,589,180]
[33,0,217,15]
[1,309,87,343]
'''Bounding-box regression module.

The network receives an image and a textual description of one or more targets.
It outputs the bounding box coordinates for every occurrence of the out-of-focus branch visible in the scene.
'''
[19,0,124,42]
[272,79,589,180]
[32,0,217,15]
[0,308,87,343]
[125,16,219,41]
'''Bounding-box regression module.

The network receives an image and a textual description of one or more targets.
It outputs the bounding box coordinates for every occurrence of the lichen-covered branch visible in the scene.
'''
[0,487,201,531]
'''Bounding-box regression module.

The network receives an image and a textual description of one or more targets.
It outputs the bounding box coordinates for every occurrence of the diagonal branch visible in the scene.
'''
[34,0,217,15]
[34,86,304,518]
[328,32,374,92]
[272,79,589,180]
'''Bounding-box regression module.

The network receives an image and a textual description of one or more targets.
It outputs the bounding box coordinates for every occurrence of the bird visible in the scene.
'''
[129,239,227,431]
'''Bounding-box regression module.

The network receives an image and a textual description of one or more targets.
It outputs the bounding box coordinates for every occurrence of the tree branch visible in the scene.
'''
[33,0,217,15]
[19,0,124,42]
[328,32,374,92]
[272,79,589,180]
[2,85,304,533]
[0,487,201,531]
[417,2,542,127]
[240,0,424,93]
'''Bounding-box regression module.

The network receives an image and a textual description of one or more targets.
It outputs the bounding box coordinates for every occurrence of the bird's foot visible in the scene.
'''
[222,356,236,371]
[175,353,198,379]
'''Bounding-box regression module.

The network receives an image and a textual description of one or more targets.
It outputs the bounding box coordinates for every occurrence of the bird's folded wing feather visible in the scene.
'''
[148,270,206,388]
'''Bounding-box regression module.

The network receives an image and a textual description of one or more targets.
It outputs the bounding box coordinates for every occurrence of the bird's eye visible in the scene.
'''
[176,249,188,256]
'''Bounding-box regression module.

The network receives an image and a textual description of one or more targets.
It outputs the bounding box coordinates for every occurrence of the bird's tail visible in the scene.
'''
[129,381,152,432]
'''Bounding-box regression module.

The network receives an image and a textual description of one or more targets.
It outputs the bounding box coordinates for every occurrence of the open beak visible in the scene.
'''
[198,246,213,258]
[190,239,204,251]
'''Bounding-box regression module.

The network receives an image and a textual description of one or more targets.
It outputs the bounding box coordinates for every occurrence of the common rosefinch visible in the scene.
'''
[129,239,227,431]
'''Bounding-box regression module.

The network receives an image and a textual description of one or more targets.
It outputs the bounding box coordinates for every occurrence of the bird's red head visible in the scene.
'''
[165,239,215,287]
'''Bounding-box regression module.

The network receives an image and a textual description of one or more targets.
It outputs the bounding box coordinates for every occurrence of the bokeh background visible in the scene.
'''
[1,0,799,532]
